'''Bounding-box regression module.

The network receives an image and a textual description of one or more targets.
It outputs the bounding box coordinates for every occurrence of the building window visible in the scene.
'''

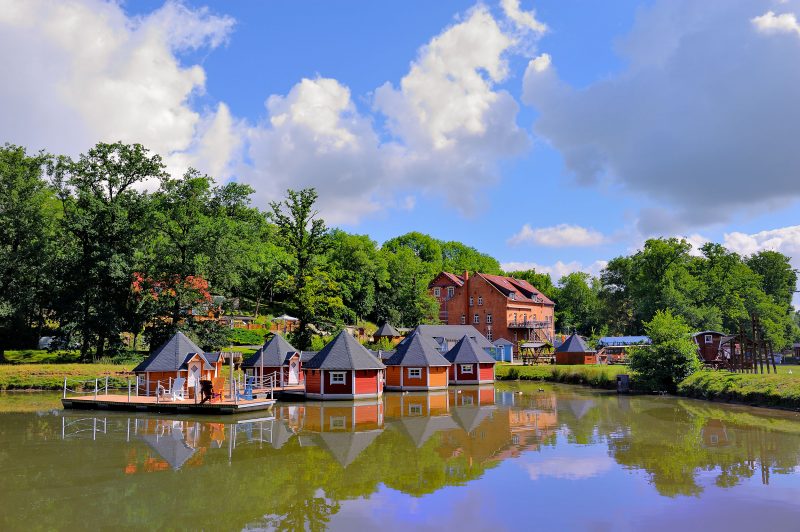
[478,296,483,305]
[460,314,466,324]
[487,329,493,342]
[513,313,517,322]
[460,364,474,374]
[330,372,346,385]
[433,287,441,297]
[408,368,422,379]
[705,334,713,344]
[474,314,480,324]
[487,313,492,324]
[447,286,454,297]
[409,404,423,416]
[510,293,516,300]
[330,416,346,430]
[469,296,474,306]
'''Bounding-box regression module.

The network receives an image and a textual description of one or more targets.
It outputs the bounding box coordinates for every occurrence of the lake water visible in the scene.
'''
[2,383,800,531]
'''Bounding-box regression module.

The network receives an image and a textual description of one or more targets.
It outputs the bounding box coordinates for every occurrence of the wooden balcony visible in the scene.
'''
[507,320,550,329]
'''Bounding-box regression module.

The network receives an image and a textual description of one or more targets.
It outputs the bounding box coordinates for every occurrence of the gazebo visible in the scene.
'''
[373,322,402,344]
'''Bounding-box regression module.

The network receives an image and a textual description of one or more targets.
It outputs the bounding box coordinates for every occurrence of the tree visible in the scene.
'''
[745,250,797,309]
[556,272,601,334]
[269,188,339,349]
[376,246,439,327]
[0,145,56,362]
[629,310,701,393]
[50,142,165,360]
[327,230,388,323]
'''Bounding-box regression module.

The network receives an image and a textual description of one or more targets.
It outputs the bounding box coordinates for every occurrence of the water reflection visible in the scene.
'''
[2,384,800,529]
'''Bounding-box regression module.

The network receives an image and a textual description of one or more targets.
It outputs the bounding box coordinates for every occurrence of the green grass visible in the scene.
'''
[678,370,800,410]
[0,363,135,391]
[496,364,629,389]
[4,349,81,363]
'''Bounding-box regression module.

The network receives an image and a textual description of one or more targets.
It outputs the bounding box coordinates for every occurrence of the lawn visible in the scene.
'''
[0,363,135,391]
[678,370,800,410]
[496,363,629,389]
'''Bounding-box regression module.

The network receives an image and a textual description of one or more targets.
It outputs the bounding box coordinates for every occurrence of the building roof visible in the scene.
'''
[692,331,726,337]
[242,334,298,368]
[385,332,451,367]
[318,431,381,467]
[555,333,593,354]
[373,322,401,338]
[133,331,214,373]
[304,330,386,371]
[434,271,465,287]
[399,415,460,448]
[597,336,651,347]
[139,429,196,470]
[445,335,497,364]
[452,405,495,433]
[493,338,514,346]
[405,324,494,351]
[478,273,555,306]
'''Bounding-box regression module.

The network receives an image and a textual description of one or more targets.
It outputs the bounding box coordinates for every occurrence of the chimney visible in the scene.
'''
[464,271,470,325]
[463,270,469,281]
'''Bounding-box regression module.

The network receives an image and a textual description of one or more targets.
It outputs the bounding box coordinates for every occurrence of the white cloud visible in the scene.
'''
[678,233,711,257]
[509,223,606,247]
[0,0,235,178]
[723,225,800,257]
[501,0,548,34]
[523,0,800,233]
[752,10,800,36]
[501,260,608,280]
[525,455,614,480]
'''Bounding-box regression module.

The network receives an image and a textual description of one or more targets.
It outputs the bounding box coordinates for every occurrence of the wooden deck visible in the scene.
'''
[62,394,278,415]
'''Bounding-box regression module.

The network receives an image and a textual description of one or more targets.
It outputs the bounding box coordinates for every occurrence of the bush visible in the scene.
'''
[629,310,700,393]
[226,328,268,346]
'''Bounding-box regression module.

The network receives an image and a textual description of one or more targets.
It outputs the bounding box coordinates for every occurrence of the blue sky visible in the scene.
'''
[1,0,799,289]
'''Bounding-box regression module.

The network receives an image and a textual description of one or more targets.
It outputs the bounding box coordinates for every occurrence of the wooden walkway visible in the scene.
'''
[62,394,277,415]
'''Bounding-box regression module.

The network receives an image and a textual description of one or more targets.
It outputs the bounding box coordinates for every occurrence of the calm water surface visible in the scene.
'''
[2,383,800,531]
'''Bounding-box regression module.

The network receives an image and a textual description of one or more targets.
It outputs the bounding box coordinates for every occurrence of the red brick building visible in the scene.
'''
[429,271,555,353]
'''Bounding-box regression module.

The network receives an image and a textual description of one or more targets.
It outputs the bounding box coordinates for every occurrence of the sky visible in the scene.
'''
[1,0,799,298]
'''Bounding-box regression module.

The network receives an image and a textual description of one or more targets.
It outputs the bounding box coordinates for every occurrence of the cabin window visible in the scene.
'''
[408,368,422,379]
[409,404,423,416]
[473,314,480,324]
[330,372,346,385]
[478,296,483,306]
[447,286,454,297]
[705,334,713,344]
[330,416,346,430]
[460,314,466,324]
[460,364,474,374]
[487,313,492,324]
[469,296,474,306]
[433,287,441,297]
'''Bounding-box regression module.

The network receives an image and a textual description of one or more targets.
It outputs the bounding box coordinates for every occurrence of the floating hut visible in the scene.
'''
[242,334,303,386]
[444,335,496,384]
[373,322,403,344]
[554,333,596,365]
[384,332,450,391]
[132,331,222,397]
[303,330,386,400]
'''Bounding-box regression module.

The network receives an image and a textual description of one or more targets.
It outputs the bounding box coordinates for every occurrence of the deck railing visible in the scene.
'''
[507,320,551,329]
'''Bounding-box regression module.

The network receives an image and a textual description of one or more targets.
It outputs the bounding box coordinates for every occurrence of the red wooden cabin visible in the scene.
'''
[444,334,496,384]
[303,330,385,400]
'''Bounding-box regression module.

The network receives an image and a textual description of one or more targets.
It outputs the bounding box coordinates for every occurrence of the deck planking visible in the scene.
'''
[61,394,277,415]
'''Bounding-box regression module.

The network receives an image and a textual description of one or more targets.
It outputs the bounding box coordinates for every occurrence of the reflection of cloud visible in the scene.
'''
[525,455,613,480]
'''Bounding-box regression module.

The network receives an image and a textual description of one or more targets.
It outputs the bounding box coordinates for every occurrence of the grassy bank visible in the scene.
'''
[0,363,134,391]
[678,370,800,410]
[495,364,629,389]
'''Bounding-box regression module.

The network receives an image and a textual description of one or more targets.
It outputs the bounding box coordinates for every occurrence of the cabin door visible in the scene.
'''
[188,361,202,390]
[288,360,299,385]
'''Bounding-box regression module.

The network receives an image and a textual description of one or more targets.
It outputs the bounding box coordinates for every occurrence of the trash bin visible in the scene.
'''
[616,374,630,394]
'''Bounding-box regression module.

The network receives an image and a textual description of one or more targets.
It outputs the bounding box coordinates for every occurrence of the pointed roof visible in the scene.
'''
[242,334,298,368]
[304,330,386,370]
[555,333,593,353]
[385,332,451,367]
[493,338,514,346]
[445,335,497,365]
[399,415,460,447]
[452,405,496,433]
[139,429,196,470]
[403,324,494,351]
[133,331,212,373]
[374,322,400,338]
[318,431,381,467]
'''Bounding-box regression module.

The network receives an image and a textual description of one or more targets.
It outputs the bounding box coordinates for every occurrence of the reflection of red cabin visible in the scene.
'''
[444,335,496,384]
[384,332,450,391]
[303,331,385,400]
[693,331,725,362]
[241,334,304,386]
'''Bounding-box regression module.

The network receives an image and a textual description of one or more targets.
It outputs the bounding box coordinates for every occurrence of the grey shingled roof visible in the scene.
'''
[493,338,514,346]
[139,430,196,470]
[452,405,496,433]
[444,335,497,364]
[133,331,212,373]
[304,331,386,370]
[555,333,593,353]
[385,332,451,367]
[374,322,401,337]
[405,325,494,351]
[318,431,381,467]
[242,334,298,368]
[399,415,460,448]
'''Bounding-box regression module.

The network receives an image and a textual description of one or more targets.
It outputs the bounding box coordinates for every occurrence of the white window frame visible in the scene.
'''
[469,296,474,306]
[409,404,423,416]
[407,368,422,379]
[487,313,492,324]
[460,364,474,374]
[473,314,480,324]
[487,329,493,342]
[478,296,483,306]
[447,286,454,297]
[433,287,441,297]
[330,371,346,385]
[510,293,516,300]
[330,416,347,430]
[460,314,466,325]
[704,334,713,344]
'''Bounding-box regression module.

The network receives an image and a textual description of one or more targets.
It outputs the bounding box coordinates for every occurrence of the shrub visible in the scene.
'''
[226,328,267,346]
[629,310,700,393]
